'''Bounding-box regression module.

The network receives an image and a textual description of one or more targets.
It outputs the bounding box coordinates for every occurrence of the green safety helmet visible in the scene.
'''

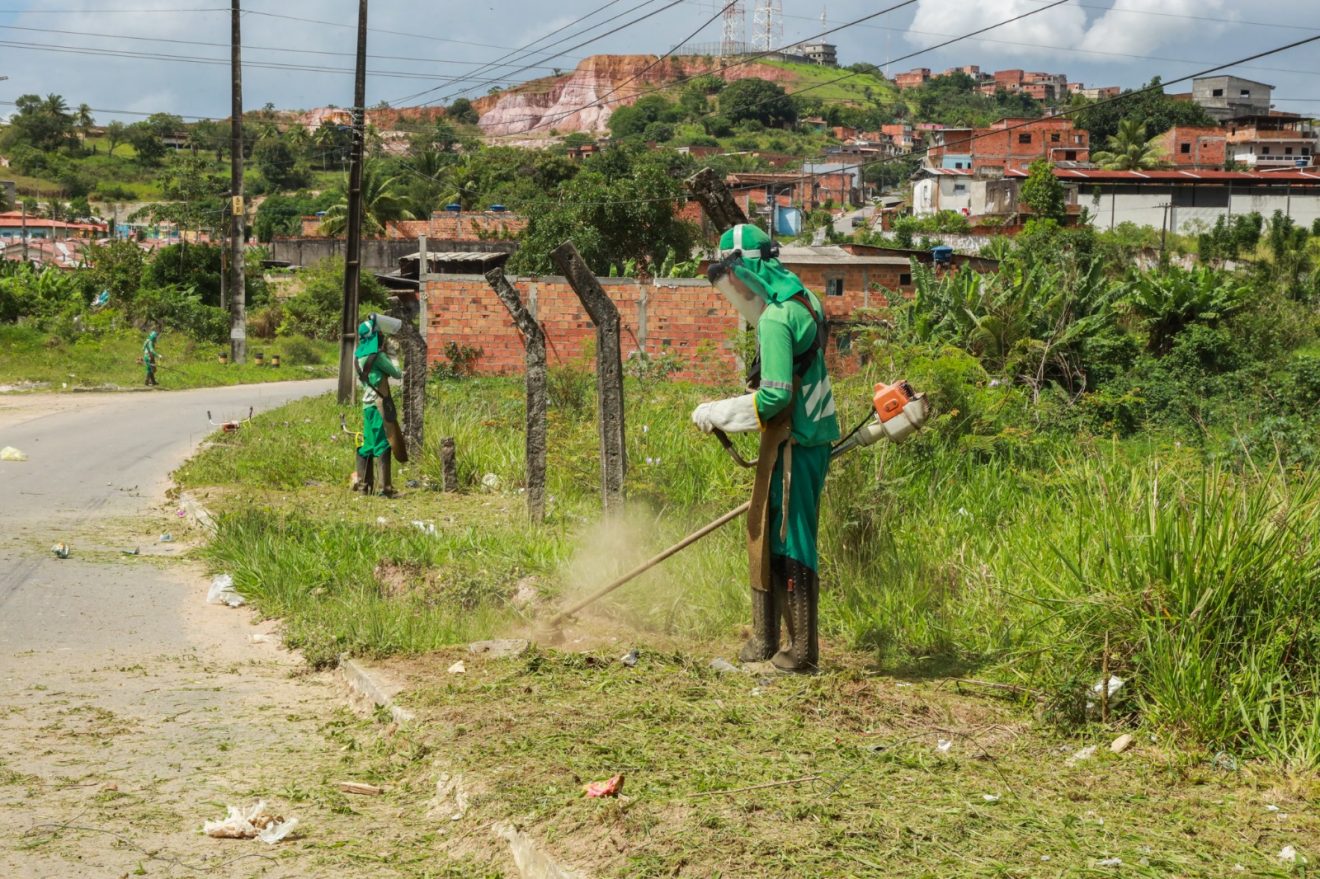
[707,223,803,326]
[354,312,403,358]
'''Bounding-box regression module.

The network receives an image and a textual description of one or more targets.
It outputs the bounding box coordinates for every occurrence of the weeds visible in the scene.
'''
[182,363,1320,767]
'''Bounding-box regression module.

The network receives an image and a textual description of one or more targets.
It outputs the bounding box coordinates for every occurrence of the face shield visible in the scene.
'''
[707,252,767,326]
[370,313,403,336]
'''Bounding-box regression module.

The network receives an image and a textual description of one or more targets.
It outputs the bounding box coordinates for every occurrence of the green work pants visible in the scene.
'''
[768,441,829,573]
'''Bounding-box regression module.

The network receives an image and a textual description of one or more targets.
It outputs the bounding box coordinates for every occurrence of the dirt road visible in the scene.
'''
[0,383,450,878]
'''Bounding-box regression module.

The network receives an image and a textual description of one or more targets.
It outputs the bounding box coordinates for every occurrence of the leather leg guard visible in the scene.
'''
[738,555,784,662]
[377,449,395,497]
[772,560,819,673]
[353,453,371,492]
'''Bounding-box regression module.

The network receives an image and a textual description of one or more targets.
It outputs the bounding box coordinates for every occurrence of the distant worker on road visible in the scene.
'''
[353,312,407,497]
[692,223,840,673]
[142,330,161,387]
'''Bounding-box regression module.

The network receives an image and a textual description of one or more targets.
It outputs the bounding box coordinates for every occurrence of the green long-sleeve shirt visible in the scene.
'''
[753,289,839,448]
[356,350,401,405]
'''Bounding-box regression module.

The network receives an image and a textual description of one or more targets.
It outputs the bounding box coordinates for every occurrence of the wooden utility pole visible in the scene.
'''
[336,0,369,405]
[486,267,548,523]
[229,0,246,363]
[551,242,626,515]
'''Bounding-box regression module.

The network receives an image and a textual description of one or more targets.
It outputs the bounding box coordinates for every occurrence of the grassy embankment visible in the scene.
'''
[177,354,1320,773]
[0,325,336,390]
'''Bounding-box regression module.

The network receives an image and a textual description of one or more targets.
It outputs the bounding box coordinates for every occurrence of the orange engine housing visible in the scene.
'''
[873,381,919,424]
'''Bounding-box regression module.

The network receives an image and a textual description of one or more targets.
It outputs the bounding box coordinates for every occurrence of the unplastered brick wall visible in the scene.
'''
[425,275,745,382]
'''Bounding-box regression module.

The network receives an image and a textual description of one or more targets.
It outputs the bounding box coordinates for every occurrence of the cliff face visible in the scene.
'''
[473,54,796,137]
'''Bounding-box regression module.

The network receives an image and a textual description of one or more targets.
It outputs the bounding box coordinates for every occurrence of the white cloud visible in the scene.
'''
[902,0,1240,62]
[904,0,1089,56]
[1079,0,1230,56]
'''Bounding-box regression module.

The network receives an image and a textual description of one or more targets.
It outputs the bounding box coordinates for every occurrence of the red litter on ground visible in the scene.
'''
[583,774,624,798]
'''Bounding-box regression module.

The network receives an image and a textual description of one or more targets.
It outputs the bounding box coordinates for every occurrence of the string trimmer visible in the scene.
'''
[531,381,928,643]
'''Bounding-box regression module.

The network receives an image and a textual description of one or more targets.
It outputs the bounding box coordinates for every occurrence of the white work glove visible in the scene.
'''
[691,393,760,434]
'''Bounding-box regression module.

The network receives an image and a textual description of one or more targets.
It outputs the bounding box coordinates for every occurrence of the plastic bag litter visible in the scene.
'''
[202,801,298,844]
[447,660,466,674]
[207,574,245,608]
[583,774,624,798]
[1,446,28,462]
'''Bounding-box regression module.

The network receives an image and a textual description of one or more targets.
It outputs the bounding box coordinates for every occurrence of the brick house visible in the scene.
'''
[1157,126,1227,169]
[895,68,931,90]
[1225,113,1317,169]
[928,118,1089,173]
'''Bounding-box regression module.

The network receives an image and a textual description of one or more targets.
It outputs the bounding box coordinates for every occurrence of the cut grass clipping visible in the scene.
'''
[181,369,1320,770]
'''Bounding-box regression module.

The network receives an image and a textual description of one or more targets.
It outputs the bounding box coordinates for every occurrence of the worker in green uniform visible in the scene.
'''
[354,312,404,497]
[692,223,839,673]
[142,330,160,386]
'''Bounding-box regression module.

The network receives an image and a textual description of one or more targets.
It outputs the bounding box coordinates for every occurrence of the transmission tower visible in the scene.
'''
[719,0,745,56]
[753,0,782,53]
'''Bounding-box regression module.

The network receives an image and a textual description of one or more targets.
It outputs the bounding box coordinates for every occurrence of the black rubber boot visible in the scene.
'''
[353,453,371,492]
[772,559,819,673]
[738,555,784,662]
[377,449,395,498]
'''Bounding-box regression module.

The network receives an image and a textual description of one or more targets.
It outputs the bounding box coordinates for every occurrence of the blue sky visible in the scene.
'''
[0,0,1316,123]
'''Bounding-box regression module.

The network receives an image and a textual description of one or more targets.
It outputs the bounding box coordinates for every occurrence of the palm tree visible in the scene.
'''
[1092,118,1167,170]
[75,103,94,146]
[319,161,415,237]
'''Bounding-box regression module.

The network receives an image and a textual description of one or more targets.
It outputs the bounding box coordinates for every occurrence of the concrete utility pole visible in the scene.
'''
[229,0,247,363]
[486,267,548,523]
[551,242,626,516]
[684,167,750,234]
[337,0,369,405]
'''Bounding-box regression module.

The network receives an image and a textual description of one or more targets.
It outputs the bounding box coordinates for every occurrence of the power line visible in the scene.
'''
[0,37,523,83]
[386,0,639,106]
[415,0,689,110]
[0,22,570,71]
[238,7,527,53]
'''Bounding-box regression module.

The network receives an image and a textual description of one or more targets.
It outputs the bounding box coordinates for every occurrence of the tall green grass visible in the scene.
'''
[181,370,1320,767]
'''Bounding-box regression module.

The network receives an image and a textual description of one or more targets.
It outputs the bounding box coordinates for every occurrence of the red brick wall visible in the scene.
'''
[426,275,744,382]
[425,271,912,382]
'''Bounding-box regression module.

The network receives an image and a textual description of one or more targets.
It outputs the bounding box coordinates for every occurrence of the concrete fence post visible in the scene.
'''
[550,241,626,516]
[485,267,548,523]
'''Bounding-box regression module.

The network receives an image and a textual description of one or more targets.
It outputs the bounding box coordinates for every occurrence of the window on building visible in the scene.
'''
[1181,143,1192,154]
[1286,147,1294,155]
[1212,88,1224,97]
[825,277,844,297]
[1262,146,1271,155]
[1050,132,1061,142]
[1065,150,1077,161]
[1305,148,1312,156]
[1240,89,1251,97]
[953,183,968,194]
[1074,135,1084,144]
[899,272,912,286]
[1018,133,1032,144]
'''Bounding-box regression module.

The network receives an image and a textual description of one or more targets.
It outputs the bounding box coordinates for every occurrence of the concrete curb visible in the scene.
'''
[339,657,416,725]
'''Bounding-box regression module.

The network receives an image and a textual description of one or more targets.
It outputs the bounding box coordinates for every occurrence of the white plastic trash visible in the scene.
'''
[1,446,28,462]
[203,801,298,844]
[207,574,245,608]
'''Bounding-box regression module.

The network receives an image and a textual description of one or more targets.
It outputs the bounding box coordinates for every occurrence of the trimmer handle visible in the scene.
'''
[712,428,757,468]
